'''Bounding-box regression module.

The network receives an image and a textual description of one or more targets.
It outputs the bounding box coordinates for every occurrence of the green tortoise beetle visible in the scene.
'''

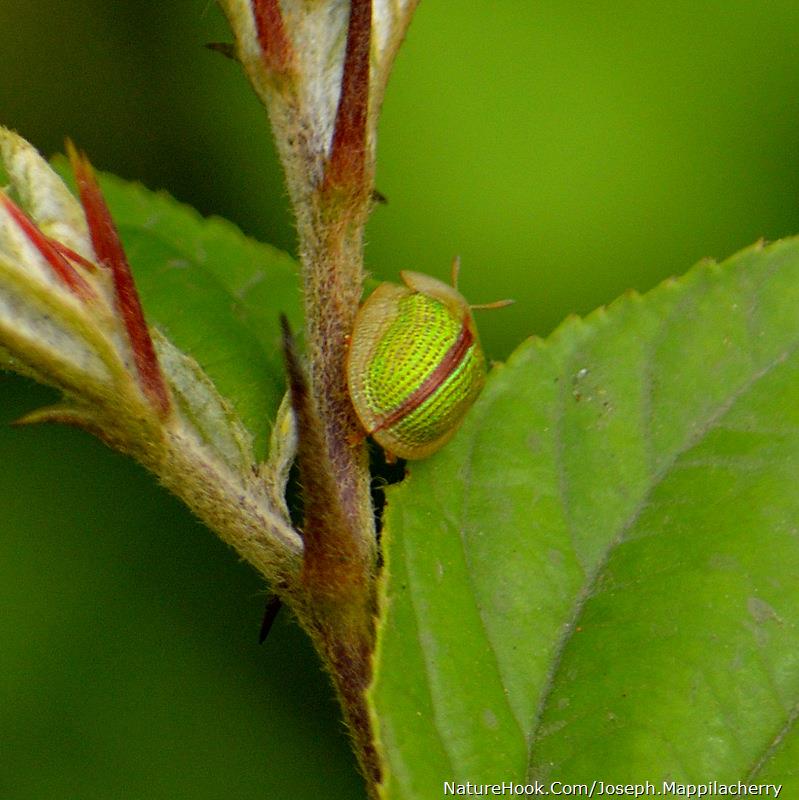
[346,257,512,461]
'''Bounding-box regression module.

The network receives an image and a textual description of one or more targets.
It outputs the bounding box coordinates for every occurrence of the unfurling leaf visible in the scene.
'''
[0,128,303,586]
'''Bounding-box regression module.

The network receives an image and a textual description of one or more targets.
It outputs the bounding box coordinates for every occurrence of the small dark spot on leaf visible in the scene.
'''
[747,596,781,625]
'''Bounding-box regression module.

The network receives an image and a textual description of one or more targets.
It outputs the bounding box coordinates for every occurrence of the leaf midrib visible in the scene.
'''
[746,700,799,781]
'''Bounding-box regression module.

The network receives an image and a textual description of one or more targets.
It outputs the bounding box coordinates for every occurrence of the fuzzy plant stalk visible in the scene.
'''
[220,0,420,787]
[0,1,419,796]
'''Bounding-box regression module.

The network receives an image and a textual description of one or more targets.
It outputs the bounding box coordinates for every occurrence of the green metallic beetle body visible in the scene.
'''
[347,270,487,460]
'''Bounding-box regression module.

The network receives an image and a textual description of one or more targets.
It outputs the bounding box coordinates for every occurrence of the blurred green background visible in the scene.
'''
[2,1,799,797]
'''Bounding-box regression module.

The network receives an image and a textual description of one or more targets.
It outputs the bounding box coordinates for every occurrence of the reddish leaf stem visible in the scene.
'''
[253,0,294,75]
[302,0,377,563]
[280,315,366,599]
[67,143,170,418]
[1,193,96,301]
[324,0,372,194]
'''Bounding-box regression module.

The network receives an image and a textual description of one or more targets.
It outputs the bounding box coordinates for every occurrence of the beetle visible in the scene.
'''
[346,258,512,460]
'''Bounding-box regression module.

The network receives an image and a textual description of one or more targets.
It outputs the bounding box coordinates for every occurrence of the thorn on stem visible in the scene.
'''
[258,594,283,644]
[204,42,238,62]
[371,188,388,206]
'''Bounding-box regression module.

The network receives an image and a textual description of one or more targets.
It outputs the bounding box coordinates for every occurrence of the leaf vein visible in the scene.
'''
[526,332,799,778]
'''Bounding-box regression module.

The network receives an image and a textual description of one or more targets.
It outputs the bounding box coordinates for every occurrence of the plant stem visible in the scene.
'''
[221,0,421,792]
[301,198,375,555]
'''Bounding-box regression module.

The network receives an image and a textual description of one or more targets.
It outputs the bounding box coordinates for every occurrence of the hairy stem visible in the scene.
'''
[300,200,375,557]
[291,2,380,786]
[220,0,421,792]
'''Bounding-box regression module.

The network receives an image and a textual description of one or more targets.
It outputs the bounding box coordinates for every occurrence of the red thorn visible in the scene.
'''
[324,0,372,194]
[1,192,96,301]
[253,0,294,74]
[66,141,170,418]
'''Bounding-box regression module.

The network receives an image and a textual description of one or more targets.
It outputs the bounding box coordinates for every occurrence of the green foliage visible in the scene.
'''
[372,239,799,796]
[6,161,799,798]
[5,5,799,796]
[55,162,301,460]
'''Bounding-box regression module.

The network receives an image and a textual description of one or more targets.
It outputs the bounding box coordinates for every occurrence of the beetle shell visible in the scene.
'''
[346,270,486,460]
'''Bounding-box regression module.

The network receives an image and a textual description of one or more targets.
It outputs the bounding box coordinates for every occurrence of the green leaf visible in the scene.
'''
[371,238,799,796]
[54,160,302,461]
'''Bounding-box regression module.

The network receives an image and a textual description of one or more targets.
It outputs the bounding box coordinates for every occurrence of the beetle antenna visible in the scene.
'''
[450,254,461,289]
[451,255,512,310]
[470,298,515,311]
